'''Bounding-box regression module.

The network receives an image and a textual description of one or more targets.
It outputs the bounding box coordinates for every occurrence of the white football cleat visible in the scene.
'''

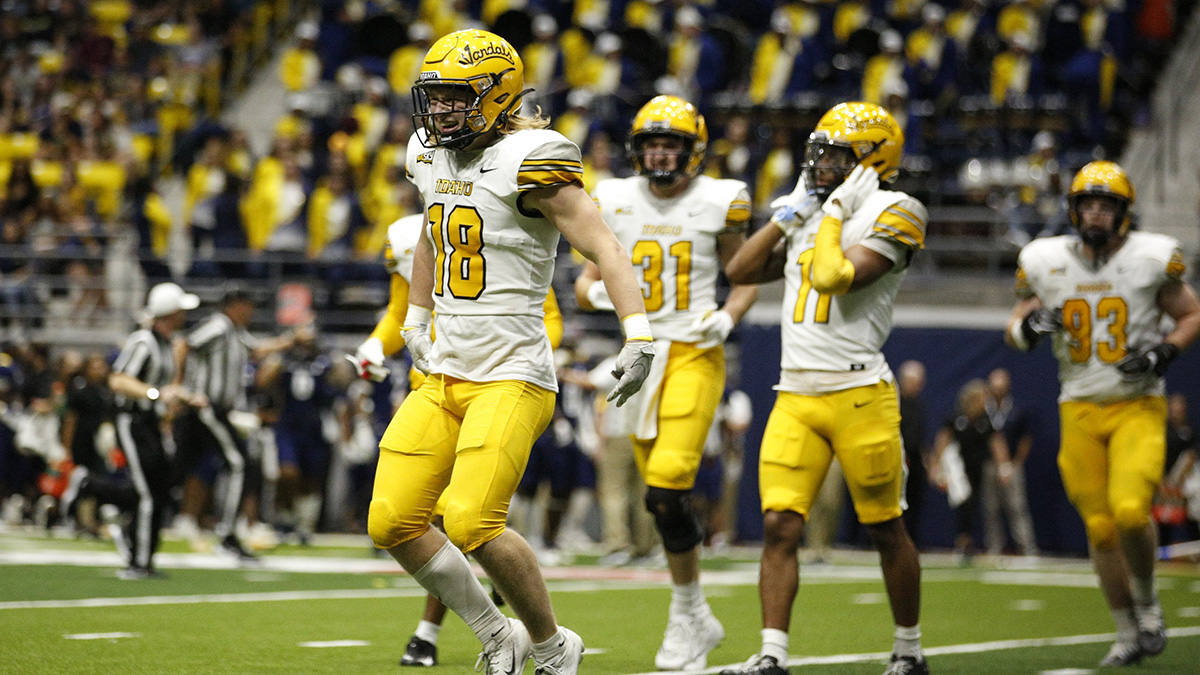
[534,627,584,675]
[656,607,725,670]
[477,618,532,675]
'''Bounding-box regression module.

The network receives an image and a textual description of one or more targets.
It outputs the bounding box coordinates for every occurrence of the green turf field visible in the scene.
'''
[2,532,1199,674]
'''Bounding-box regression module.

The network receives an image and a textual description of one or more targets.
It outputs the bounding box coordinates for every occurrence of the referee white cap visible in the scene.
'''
[146,282,200,318]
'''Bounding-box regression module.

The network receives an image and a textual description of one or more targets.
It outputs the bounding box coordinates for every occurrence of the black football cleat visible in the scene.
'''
[400,636,437,667]
[219,534,260,563]
[883,654,930,675]
[719,654,788,675]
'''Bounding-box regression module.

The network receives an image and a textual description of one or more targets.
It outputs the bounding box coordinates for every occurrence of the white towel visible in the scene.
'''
[611,339,672,441]
[941,440,972,508]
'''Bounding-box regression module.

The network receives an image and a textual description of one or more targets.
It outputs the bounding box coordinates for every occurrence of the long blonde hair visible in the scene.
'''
[499,107,551,134]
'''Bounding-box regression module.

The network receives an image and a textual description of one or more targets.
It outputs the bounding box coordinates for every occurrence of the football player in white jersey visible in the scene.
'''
[1005,161,1200,667]
[573,95,758,671]
[365,30,655,675]
[353,213,563,668]
[723,102,929,675]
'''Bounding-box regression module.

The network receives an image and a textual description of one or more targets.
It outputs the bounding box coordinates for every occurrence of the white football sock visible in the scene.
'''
[761,628,789,664]
[670,581,704,618]
[1111,607,1138,642]
[415,620,442,645]
[1130,576,1156,607]
[893,624,923,659]
[532,627,565,662]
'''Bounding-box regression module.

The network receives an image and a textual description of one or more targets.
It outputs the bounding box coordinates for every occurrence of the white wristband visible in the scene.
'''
[1008,319,1031,351]
[403,305,432,328]
[586,280,615,311]
[621,313,653,341]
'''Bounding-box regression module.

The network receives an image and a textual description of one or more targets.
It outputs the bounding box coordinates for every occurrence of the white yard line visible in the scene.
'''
[625,627,1200,675]
[62,632,140,640]
[0,580,677,611]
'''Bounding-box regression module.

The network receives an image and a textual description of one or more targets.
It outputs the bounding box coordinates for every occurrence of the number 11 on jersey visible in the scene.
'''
[794,248,832,323]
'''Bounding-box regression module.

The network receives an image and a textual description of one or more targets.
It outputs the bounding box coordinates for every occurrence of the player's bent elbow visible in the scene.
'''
[811,264,854,295]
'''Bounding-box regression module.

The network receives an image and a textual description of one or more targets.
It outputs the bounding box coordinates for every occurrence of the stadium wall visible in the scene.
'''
[734,325,1200,555]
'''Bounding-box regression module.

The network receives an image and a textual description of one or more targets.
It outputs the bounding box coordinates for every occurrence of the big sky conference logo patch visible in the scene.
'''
[457,40,515,67]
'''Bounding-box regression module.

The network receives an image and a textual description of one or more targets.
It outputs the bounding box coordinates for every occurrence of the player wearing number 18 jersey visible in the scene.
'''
[365,29,655,675]
[725,102,929,675]
[1006,160,1200,667]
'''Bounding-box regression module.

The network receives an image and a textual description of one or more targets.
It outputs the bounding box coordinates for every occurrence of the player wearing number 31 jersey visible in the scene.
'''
[366,29,655,675]
[576,95,758,671]
[1006,160,1200,667]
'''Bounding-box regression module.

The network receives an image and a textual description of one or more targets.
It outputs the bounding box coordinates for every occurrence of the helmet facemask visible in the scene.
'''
[628,132,696,187]
[803,138,875,200]
[411,71,517,150]
[1069,193,1129,249]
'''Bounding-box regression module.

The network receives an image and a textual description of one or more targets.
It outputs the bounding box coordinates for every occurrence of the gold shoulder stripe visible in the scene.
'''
[1167,250,1186,279]
[874,212,925,248]
[873,225,919,248]
[517,169,585,191]
[726,203,752,224]
[518,163,584,173]
[520,158,584,169]
[1015,267,1030,293]
[884,205,925,230]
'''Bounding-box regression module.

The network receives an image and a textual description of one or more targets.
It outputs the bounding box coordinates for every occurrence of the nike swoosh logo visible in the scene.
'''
[853,401,869,408]
[687,209,705,217]
[490,626,505,638]
[480,167,498,174]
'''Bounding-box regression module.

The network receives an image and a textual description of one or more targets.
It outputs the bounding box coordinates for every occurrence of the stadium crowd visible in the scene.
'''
[4,0,1194,337]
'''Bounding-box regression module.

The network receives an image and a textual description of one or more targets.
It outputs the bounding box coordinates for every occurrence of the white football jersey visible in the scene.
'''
[779,189,927,392]
[383,213,424,284]
[593,175,751,341]
[405,128,584,391]
[1016,231,1186,403]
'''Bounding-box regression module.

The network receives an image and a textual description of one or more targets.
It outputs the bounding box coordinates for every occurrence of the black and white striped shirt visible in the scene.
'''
[113,328,175,413]
[186,312,255,411]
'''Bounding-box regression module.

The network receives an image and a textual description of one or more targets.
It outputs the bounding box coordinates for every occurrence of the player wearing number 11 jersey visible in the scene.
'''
[366,29,655,675]
[725,102,929,675]
[1006,160,1200,667]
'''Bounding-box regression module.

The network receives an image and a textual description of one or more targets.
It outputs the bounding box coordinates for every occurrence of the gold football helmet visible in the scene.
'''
[412,29,529,149]
[626,95,708,183]
[804,102,904,198]
[1068,160,1135,239]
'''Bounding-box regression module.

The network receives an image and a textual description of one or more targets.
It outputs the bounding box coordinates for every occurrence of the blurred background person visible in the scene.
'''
[983,368,1039,556]
[898,360,930,548]
[933,379,1012,564]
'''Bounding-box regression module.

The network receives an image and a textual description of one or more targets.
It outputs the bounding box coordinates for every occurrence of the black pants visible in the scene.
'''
[98,411,173,570]
[175,406,253,536]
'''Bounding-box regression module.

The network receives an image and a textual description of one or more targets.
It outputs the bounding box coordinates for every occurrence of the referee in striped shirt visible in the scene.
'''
[103,283,206,578]
[174,288,295,560]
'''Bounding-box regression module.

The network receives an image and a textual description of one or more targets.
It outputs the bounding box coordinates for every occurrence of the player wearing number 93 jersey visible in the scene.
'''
[724,102,929,675]
[366,29,656,675]
[1006,160,1200,667]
